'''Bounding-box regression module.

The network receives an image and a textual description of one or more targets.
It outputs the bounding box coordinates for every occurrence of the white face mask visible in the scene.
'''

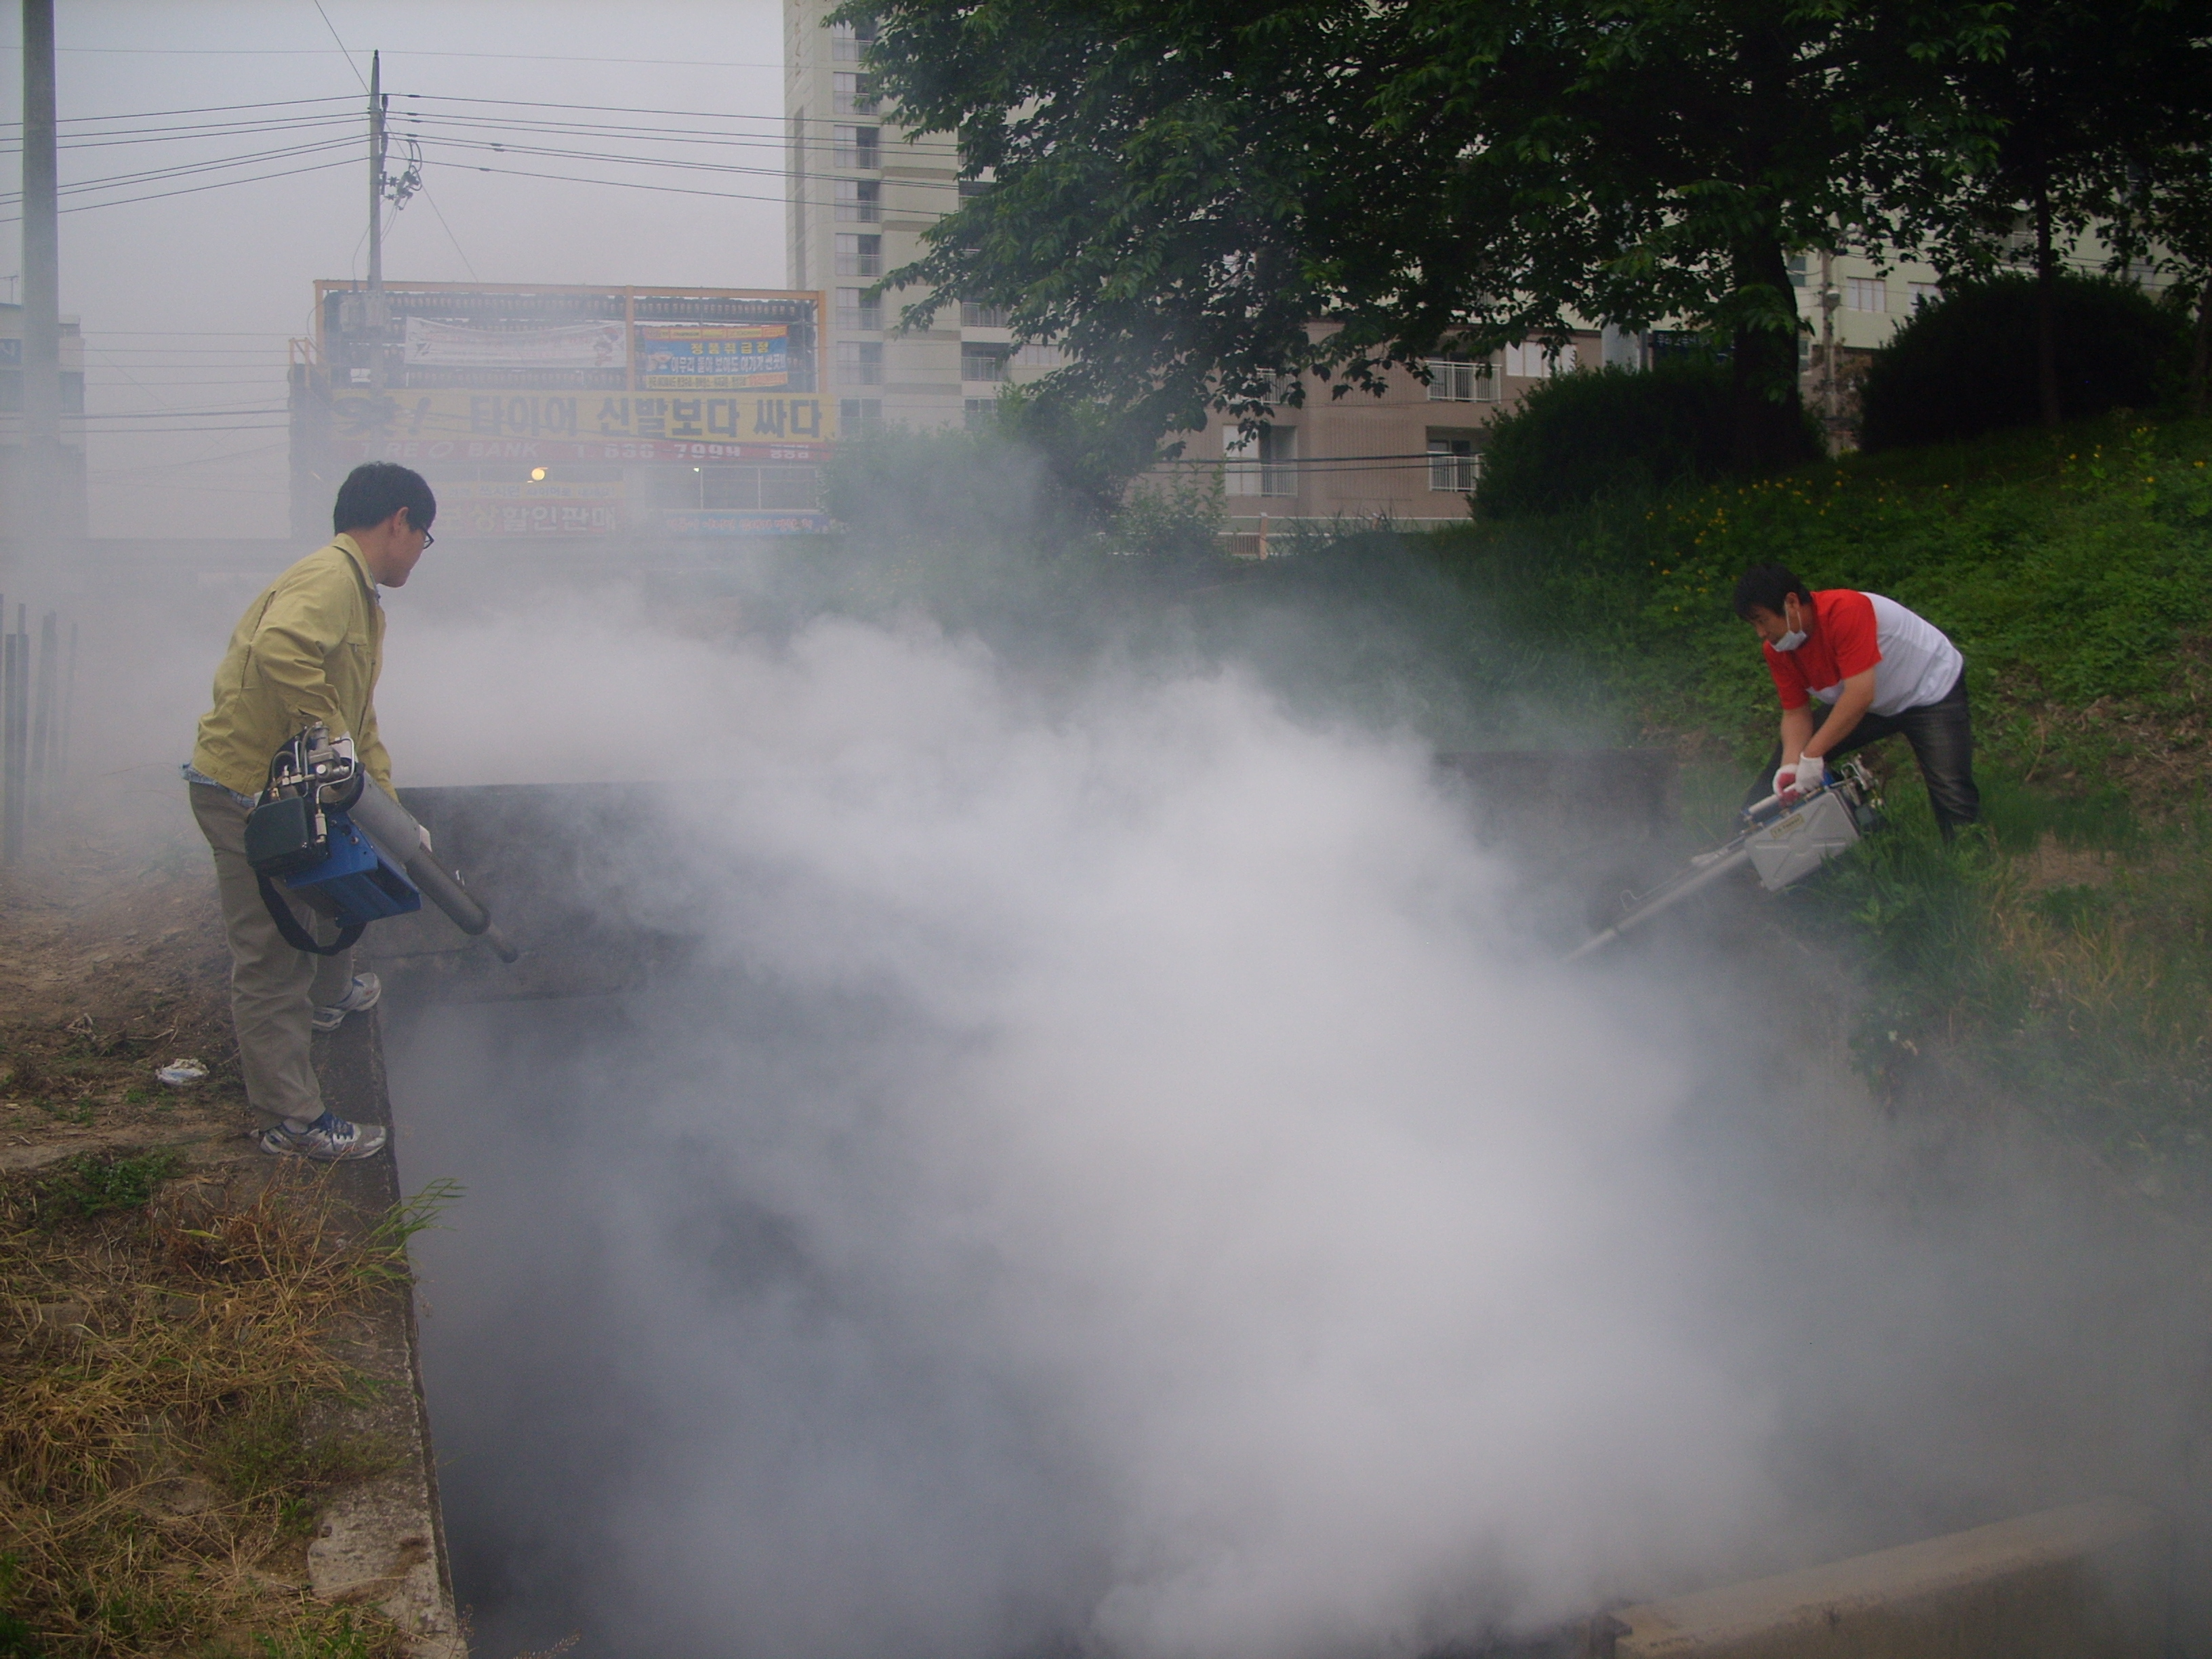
[1772,598,1809,651]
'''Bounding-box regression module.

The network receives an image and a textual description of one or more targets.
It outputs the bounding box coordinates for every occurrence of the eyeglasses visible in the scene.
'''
[419,529,436,550]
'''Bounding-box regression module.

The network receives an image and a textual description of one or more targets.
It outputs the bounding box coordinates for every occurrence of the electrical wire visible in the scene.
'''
[404,159,804,210]
[0,157,357,224]
[35,47,785,69]
[0,136,363,204]
[396,129,964,194]
[75,424,291,434]
[0,94,359,129]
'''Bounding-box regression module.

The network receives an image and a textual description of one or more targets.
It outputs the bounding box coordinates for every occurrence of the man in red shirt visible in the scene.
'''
[1732,564,1980,837]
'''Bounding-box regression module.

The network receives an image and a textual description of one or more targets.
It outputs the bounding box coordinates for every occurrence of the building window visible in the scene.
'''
[834,125,880,170]
[959,301,1009,328]
[1012,342,1064,369]
[836,178,880,223]
[1908,281,1942,309]
[840,397,883,434]
[836,287,882,332]
[836,340,884,386]
[701,468,760,510]
[830,18,876,62]
[1786,253,1809,287]
[646,467,702,509]
[1502,340,1577,377]
[834,234,881,278]
[832,73,878,116]
[762,466,821,510]
[1845,276,1887,312]
[1427,432,1480,493]
[958,179,991,200]
[1426,359,1495,403]
[961,347,1010,383]
[965,397,997,432]
[1224,426,1295,497]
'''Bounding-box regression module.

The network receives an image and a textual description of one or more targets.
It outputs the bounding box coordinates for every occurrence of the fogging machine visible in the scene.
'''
[243,724,520,962]
[1565,757,1881,962]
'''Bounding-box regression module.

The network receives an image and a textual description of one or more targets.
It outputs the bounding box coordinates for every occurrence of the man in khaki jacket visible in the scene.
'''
[185,462,434,1160]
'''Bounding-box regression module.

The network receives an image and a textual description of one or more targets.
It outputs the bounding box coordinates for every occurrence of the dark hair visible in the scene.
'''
[333,462,436,536]
[1732,563,1810,620]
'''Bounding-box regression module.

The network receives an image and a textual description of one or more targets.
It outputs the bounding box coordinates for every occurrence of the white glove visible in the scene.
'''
[1786,754,1827,799]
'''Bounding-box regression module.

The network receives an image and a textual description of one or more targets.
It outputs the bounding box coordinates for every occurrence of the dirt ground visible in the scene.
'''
[0,794,258,1174]
[0,794,464,1658]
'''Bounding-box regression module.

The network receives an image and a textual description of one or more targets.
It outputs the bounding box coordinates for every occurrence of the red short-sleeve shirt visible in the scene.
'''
[1763,589,1882,710]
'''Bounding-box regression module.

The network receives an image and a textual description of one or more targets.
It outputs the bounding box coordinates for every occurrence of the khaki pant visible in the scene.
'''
[190,784,354,1126]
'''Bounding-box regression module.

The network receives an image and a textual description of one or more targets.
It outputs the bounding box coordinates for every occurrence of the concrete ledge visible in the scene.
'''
[1603,1497,2168,1658]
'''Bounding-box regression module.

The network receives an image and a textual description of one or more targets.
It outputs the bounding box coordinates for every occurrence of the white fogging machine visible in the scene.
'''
[1565,756,1881,962]
[243,723,520,963]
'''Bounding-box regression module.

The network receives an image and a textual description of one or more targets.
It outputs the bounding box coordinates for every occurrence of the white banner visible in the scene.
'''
[403,318,628,371]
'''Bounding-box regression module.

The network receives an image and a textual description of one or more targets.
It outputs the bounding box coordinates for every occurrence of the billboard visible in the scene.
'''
[323,389,834,447]
[300,283,831,539]
[636,324,788,389]
[404,319,628,371]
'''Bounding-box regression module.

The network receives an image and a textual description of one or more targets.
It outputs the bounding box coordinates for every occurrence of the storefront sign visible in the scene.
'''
[659,510,830,536]
[325,389,834,445]
[335,436,830,466]
[403,319,628,371]
[636,324,789,390]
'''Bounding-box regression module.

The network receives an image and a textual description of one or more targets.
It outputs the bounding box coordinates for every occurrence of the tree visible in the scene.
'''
[850,0,2004,472]
[1896,0,2212,427]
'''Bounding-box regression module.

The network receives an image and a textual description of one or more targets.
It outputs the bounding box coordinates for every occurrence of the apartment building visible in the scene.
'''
[785,1,1065,436]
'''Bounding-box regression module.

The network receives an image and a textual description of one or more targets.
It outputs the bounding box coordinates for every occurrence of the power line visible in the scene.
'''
[423,159,808,210]
[29,47,785,70]
[396,131,964,194]
[0,157,356,224]
[76,423,290,433]
[0,136,362,203]
[0,94,358,129]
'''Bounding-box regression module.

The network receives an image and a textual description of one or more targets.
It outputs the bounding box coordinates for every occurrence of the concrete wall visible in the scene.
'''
[1600,1498,2169,1659]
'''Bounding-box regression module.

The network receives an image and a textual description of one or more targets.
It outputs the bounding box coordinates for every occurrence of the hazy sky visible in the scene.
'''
[3,1,787,535]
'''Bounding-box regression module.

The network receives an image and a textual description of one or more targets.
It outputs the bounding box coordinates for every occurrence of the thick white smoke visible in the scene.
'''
[384,602,1788,1656]
[377,595,2202,1658]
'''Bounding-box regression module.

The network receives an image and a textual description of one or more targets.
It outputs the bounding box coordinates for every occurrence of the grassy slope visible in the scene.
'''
[1423,414,2212,1179]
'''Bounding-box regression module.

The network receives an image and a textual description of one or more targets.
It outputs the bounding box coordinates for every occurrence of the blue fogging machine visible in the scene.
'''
[243,723,520,962]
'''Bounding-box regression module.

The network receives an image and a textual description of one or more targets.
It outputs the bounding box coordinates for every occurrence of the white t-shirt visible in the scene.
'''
[1771,590,1963,716]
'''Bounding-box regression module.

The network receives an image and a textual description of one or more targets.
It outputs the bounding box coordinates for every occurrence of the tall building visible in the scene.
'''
[785,3,1061,436]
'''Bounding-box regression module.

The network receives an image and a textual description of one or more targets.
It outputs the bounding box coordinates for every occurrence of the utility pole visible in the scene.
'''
[367,49,388,391]
[20,0,62,547]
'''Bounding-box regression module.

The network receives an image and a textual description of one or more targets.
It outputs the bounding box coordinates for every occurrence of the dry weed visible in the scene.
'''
[0,1155,419,1658]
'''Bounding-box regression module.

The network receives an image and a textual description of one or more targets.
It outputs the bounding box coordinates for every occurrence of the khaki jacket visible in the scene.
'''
[190,534,395,798]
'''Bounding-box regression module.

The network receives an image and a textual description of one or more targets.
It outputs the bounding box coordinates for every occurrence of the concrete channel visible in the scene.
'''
[354,768,2203,1657]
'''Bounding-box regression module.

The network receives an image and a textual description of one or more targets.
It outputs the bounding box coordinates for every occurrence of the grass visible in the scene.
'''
[0,1155,449,1658]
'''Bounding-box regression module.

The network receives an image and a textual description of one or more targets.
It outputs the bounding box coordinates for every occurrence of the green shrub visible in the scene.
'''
[1475,361,1821,518]
[1858,274,2186,451]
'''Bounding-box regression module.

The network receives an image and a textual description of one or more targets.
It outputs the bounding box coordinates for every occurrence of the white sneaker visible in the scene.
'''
[258,1110,388,1162]
[311,972,382,1033]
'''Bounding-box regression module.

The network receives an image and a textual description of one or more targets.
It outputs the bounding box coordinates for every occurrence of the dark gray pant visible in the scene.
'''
[1750,670,1981,836]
